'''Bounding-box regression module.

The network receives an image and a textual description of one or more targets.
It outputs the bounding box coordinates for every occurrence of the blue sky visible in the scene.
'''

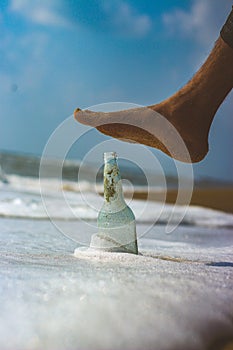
[0,0,232,181]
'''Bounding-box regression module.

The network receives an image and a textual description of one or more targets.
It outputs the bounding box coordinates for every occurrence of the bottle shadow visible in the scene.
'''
[206,261,233,267]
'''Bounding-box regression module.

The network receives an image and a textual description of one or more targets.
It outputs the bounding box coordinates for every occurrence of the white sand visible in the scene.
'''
[0,217,233,350]
[0,181,233,349]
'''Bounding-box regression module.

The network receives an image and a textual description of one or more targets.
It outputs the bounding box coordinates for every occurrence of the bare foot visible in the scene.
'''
[74,102,206,163]
[74,37,233,163]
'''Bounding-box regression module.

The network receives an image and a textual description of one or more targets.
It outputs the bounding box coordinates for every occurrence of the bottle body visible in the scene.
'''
[90,152,138,254]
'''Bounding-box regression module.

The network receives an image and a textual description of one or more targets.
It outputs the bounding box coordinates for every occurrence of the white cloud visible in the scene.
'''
[9,0,69,27]
[163,0,232,45]
[9,0,152,37]
[103,1,152,38]
[7,1,233,43]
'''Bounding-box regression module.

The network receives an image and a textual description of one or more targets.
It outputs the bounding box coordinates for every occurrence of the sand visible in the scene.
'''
[1,218,233,350]
[1,180,233,349]
[125,187,233,214]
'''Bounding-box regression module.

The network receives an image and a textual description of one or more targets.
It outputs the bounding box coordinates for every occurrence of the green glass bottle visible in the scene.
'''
[90,152,138,254]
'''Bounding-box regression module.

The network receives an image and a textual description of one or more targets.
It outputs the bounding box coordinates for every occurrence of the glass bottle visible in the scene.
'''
[90,152,138,254]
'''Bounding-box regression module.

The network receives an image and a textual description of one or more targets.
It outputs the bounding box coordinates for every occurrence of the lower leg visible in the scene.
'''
[149,36,233,161]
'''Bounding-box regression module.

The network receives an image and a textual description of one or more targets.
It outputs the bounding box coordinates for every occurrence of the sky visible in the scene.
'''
[0,0,233,182]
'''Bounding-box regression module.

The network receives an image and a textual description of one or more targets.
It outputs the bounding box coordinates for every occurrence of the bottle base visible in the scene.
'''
[90,233,138,255]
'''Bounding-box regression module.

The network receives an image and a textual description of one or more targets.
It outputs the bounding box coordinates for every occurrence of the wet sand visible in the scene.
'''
[127,187,233,214]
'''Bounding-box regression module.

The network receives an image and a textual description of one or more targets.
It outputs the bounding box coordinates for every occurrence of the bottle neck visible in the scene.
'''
[103,152,125,207]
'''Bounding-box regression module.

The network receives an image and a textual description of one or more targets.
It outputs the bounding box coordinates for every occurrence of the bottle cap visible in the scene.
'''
[104,152,117,162]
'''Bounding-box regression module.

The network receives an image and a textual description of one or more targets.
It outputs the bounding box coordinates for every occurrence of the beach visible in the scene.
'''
[0,152,233,349]
[1,0,233,348]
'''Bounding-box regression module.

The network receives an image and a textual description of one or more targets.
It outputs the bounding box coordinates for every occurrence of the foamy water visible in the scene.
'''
[1,175,233,229]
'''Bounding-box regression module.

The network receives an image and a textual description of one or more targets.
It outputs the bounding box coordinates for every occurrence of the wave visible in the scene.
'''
[0,152,233,228]
[0,175,233,228]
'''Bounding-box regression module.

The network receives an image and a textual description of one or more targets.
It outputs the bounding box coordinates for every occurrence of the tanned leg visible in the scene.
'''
[74,36,233,163]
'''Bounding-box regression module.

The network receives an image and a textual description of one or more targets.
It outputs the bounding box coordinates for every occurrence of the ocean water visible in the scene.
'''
[0,152,233,350]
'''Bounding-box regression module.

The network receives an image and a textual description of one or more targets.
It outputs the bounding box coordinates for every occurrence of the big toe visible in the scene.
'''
[73,108,100,127]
